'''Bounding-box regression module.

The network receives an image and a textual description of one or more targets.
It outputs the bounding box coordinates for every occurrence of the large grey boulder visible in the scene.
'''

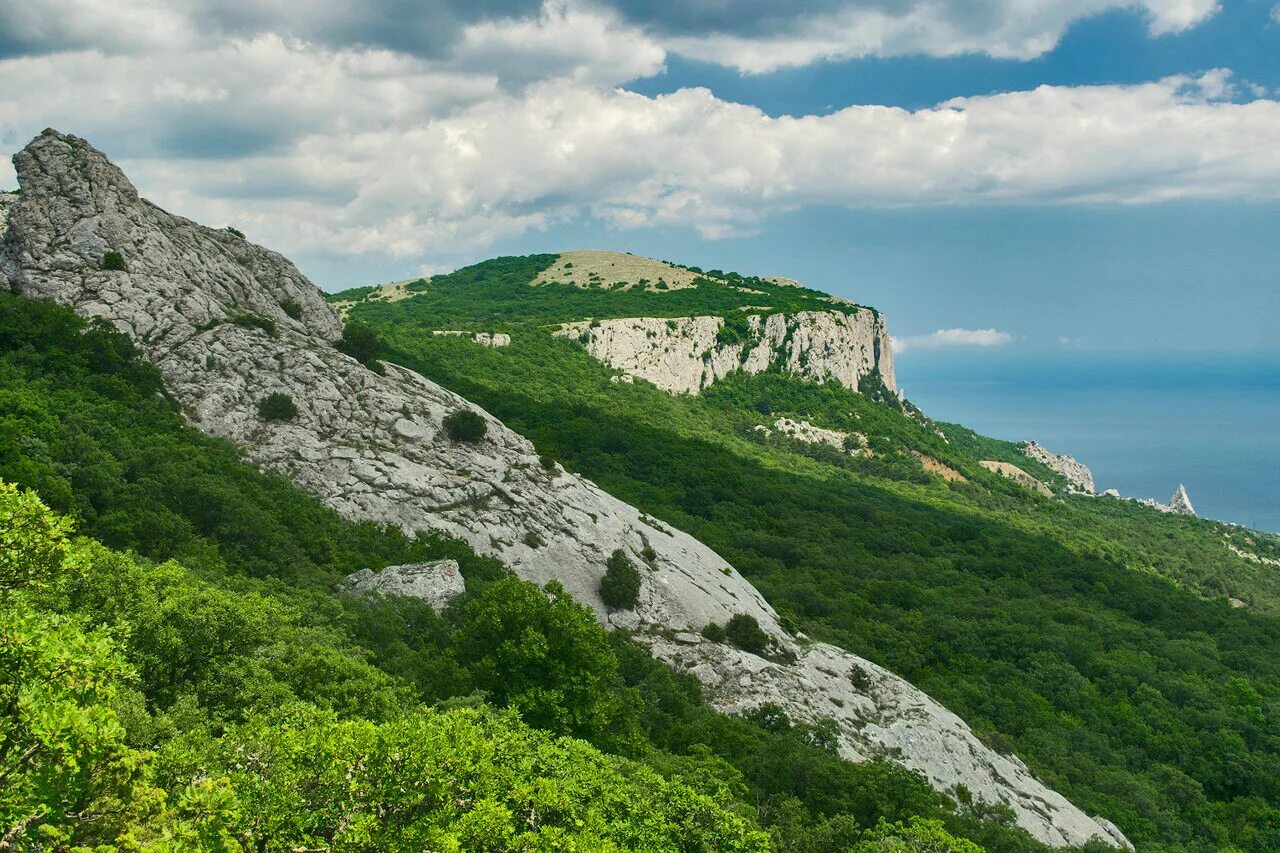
[342,560,466,612]
[0,130,1128,849]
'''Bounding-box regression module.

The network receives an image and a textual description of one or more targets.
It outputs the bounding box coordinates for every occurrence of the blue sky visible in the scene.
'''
[2,0,1278,353]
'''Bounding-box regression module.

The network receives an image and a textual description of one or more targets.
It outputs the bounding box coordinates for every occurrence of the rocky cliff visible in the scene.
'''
[0,130,1128,850]
[556,309,895,396]
[1022,441,1096,493]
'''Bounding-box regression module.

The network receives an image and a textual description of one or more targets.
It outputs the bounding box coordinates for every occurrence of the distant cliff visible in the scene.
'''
[556,309,895,396]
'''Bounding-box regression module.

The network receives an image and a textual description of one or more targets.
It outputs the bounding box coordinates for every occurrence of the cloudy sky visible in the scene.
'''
[2,0,1278,351]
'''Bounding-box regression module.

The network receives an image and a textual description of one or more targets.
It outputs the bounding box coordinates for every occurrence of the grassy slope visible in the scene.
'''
[344,254,1280,852]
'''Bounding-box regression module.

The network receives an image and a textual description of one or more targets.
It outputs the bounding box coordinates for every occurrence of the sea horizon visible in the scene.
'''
[899,349,1280,534]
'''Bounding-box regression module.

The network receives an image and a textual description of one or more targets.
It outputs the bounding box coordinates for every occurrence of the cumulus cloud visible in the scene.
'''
[4,51,1278,262]
[892,329,1014,353]
[0,0,1221,71]
[0,0,1274,268]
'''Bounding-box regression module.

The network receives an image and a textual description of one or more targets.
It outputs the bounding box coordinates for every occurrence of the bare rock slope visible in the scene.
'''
[1,130,1128,850]
[556,310,895,396]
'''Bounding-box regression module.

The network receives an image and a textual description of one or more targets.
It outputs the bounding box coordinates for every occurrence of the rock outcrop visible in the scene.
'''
[0,130,1129,850]
[1137,484,1197,517]
[980,461,1054,497]
[770,417,867,454]
[342,560,466,612]
[1168,484,1196,516]
[1021,441,1095,493]
[556,310,895,396]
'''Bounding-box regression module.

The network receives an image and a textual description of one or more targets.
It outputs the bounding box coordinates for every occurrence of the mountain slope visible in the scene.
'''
[1,130,1131,848]
[340,256,1280,851]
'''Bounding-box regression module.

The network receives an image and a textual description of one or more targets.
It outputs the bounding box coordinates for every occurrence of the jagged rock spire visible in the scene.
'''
[1169,484,1196,516]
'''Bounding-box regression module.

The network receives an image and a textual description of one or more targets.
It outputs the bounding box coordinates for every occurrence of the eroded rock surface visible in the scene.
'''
[1,130,1128,849]
[342,560,466,612]
[556,310,895,396]
[1021,441,1096,493]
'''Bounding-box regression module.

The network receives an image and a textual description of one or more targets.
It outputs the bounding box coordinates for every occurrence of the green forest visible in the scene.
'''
[1,295,1074,850]
[336,254,1280,852]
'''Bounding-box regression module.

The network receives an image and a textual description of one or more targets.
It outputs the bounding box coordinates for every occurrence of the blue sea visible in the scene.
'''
[898,351,1280,534]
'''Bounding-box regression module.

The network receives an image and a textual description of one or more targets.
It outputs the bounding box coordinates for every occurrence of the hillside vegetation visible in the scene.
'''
[340,254,1280,852]
[1,293,1063,851]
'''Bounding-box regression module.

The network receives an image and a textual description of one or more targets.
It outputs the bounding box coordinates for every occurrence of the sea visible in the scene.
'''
[898,351,1280,535]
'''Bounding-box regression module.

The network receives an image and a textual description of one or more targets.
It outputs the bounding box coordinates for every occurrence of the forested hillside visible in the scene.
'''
[1,293,1065,850]
[340,254,1280,852]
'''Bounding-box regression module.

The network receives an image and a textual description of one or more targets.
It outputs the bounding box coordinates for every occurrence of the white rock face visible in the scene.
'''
[556,310,895,396]
[1137,484,1197,517]
[640,634,1134,852]
[342,560,466,612]
[1168,484,1196,516]
[1,130,1128,850]
[432,330,511,347]
[774,417,866,454]
[1021,441,1096,493]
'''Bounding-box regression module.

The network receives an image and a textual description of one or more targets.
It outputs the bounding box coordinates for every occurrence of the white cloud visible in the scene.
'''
[0,2,1275,267]
[658,0,1221,72]
[892,329,1014,353]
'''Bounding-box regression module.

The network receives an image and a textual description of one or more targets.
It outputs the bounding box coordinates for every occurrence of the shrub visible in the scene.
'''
[701,622,727,642]
[257,392,298,422]
[443,410,486,443]
[725,613,769,656]
[539,453,557,471]
[599,549,641,610]
[224,226,245,239]
[279,298,303,320]
[100,251,127,272]
[336,321,384,368]
[231,311,276,336]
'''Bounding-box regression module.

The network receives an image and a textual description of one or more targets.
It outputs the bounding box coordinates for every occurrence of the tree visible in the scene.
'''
[443,409,486,442]
[599,549,641,610]
[0,484,163,849]
[335,321,384,368]
[725,613,770,656]
[454,578,633,743]
[258,392,298,421]
[851,817,984,852]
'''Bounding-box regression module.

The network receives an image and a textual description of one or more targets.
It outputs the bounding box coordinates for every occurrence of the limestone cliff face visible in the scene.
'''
[1,130,1129,850]
[1022,441,1096,493]
[556,308,895,396]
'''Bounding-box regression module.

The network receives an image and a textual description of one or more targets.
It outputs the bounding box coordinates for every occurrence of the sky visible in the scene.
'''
[1,0,1278,352]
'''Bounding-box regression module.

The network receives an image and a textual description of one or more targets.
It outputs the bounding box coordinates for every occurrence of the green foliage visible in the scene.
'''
[455,578,637,745]
[344,253,865,331]
[257,391,298,421]
[851,817,985,852]
[353,265,1280,851]
[702,622,728,642]
[335,320,384,369]
[718,314,754,346]
[100,250,127,271]
[0,293,1105,852]
[600,548,642,610]
[278,297,302,319]
[160,704,770,852]
[443,408,487,442]
[224,226,245,239]
[230,310,276,335]
[725,613,770,655]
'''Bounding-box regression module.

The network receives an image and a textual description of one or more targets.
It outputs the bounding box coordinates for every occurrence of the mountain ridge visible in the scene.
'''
[1,129,1131,849]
